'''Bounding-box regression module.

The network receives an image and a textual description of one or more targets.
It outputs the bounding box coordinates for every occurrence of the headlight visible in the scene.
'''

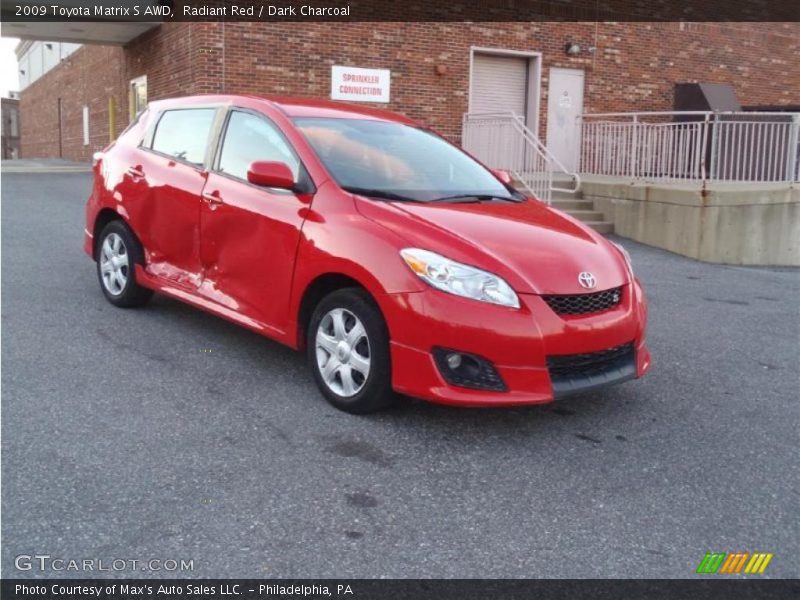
[612,242,634,275]
[400,248,520,309]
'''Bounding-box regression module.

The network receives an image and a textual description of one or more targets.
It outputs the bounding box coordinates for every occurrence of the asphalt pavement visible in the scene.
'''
[2,172,798,578]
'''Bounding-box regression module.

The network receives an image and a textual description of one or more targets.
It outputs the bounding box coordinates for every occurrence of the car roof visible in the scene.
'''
[147,94,418,125]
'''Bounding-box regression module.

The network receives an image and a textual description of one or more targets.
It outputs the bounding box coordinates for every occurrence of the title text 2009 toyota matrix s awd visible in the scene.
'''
[84,95,650,413]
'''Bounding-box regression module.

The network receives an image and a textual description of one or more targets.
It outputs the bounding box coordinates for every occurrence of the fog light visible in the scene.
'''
[446,353,462,369]
[432,347,507,392]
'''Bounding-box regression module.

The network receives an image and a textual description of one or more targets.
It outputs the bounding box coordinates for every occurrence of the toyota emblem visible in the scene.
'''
[578,272,597,289]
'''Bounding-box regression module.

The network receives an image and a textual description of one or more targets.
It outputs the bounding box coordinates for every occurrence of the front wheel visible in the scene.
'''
[95,220,153,308]
[307,288,397,414]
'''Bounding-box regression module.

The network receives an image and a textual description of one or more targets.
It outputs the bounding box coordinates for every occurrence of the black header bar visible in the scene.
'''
[2,0,799,23]
[3,579,800,600]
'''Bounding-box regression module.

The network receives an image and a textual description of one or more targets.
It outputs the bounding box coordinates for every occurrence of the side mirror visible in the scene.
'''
[247,161,295,189]
[492,169,513,185]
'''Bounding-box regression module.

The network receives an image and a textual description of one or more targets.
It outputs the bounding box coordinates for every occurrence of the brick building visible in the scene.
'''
[14,21,800,162]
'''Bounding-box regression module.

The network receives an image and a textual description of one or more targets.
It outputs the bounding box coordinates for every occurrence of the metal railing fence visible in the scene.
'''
[579,111,800,184]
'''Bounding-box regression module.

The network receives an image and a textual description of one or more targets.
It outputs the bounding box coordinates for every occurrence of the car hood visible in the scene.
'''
[355,197,629,295]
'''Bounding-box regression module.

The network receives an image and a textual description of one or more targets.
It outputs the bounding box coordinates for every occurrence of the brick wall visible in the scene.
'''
[18,23,199,161]
[209,22,799,142]
[125,23,202,101]
[19,45,127,161]
[19,21,800,159]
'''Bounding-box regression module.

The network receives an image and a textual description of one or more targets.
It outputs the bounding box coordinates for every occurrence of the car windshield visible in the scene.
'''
[293,117,520,203]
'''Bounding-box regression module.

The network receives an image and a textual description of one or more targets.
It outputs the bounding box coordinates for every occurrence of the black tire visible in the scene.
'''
[307,287,397,414]
[95,220,153,308]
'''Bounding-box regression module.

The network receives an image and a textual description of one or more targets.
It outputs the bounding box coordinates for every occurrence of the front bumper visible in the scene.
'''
[380,279,650,407]
[83,228,94,258]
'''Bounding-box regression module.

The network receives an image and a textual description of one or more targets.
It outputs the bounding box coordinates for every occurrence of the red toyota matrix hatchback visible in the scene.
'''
[85,95,650,413]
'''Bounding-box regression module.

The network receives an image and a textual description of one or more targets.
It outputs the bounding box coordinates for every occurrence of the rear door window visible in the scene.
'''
[151,108,217,166]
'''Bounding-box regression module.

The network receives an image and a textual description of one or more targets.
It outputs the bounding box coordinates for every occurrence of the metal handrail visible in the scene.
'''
[505,113,582,194]
[461,111,582,204]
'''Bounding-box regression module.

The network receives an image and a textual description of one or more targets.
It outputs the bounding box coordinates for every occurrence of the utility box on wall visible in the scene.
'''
[674,82,741,113]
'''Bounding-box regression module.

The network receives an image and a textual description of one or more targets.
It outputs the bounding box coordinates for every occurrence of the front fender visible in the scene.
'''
[288,189,426,347]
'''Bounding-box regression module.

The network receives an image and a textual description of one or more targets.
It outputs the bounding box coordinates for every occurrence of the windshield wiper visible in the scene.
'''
[430,194,522,203]
[342,186,419,202]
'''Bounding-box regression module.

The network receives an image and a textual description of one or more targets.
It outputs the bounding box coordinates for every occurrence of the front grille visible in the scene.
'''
[542,287,622,316]
[547,342,635,378]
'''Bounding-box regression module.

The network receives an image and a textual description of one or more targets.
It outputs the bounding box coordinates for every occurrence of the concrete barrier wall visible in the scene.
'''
[582,179,800,266]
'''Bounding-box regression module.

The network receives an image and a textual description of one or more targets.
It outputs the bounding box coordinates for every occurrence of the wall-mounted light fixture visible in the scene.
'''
[564,42,581,56]
[45,43,53,50]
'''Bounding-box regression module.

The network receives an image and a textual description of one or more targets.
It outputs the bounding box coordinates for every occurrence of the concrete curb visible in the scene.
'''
[2,166,92,173]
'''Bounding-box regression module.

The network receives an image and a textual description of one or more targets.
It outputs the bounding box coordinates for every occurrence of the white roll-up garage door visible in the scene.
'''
[471,53,529,122]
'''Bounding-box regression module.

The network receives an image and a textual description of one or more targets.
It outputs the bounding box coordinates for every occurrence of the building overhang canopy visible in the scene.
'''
[3,21,159,45]
[1,0,160,45]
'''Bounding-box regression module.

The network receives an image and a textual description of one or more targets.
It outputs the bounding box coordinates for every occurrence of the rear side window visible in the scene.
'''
[217,111,300,180]
[151,108,216,165]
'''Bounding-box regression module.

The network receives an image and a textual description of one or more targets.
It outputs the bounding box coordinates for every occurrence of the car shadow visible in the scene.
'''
[140,292,643,446]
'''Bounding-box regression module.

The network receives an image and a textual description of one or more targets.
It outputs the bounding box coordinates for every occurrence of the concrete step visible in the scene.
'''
[509,177,583,201]
[551,189,584,201]
[583,221,614,235]
[564,209,606,223]
[550,199,595,211]
[510,180,613,235]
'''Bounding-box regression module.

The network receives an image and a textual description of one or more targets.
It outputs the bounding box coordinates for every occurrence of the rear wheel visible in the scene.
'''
[307,288,396,414]
[96,220,153,308]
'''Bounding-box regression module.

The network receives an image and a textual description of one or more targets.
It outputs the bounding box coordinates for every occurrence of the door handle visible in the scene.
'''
[127,166,144,178]
[202,191,224,206]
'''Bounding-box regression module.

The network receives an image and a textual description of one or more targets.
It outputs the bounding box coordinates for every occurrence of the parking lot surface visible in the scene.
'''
[2,172,798,578]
